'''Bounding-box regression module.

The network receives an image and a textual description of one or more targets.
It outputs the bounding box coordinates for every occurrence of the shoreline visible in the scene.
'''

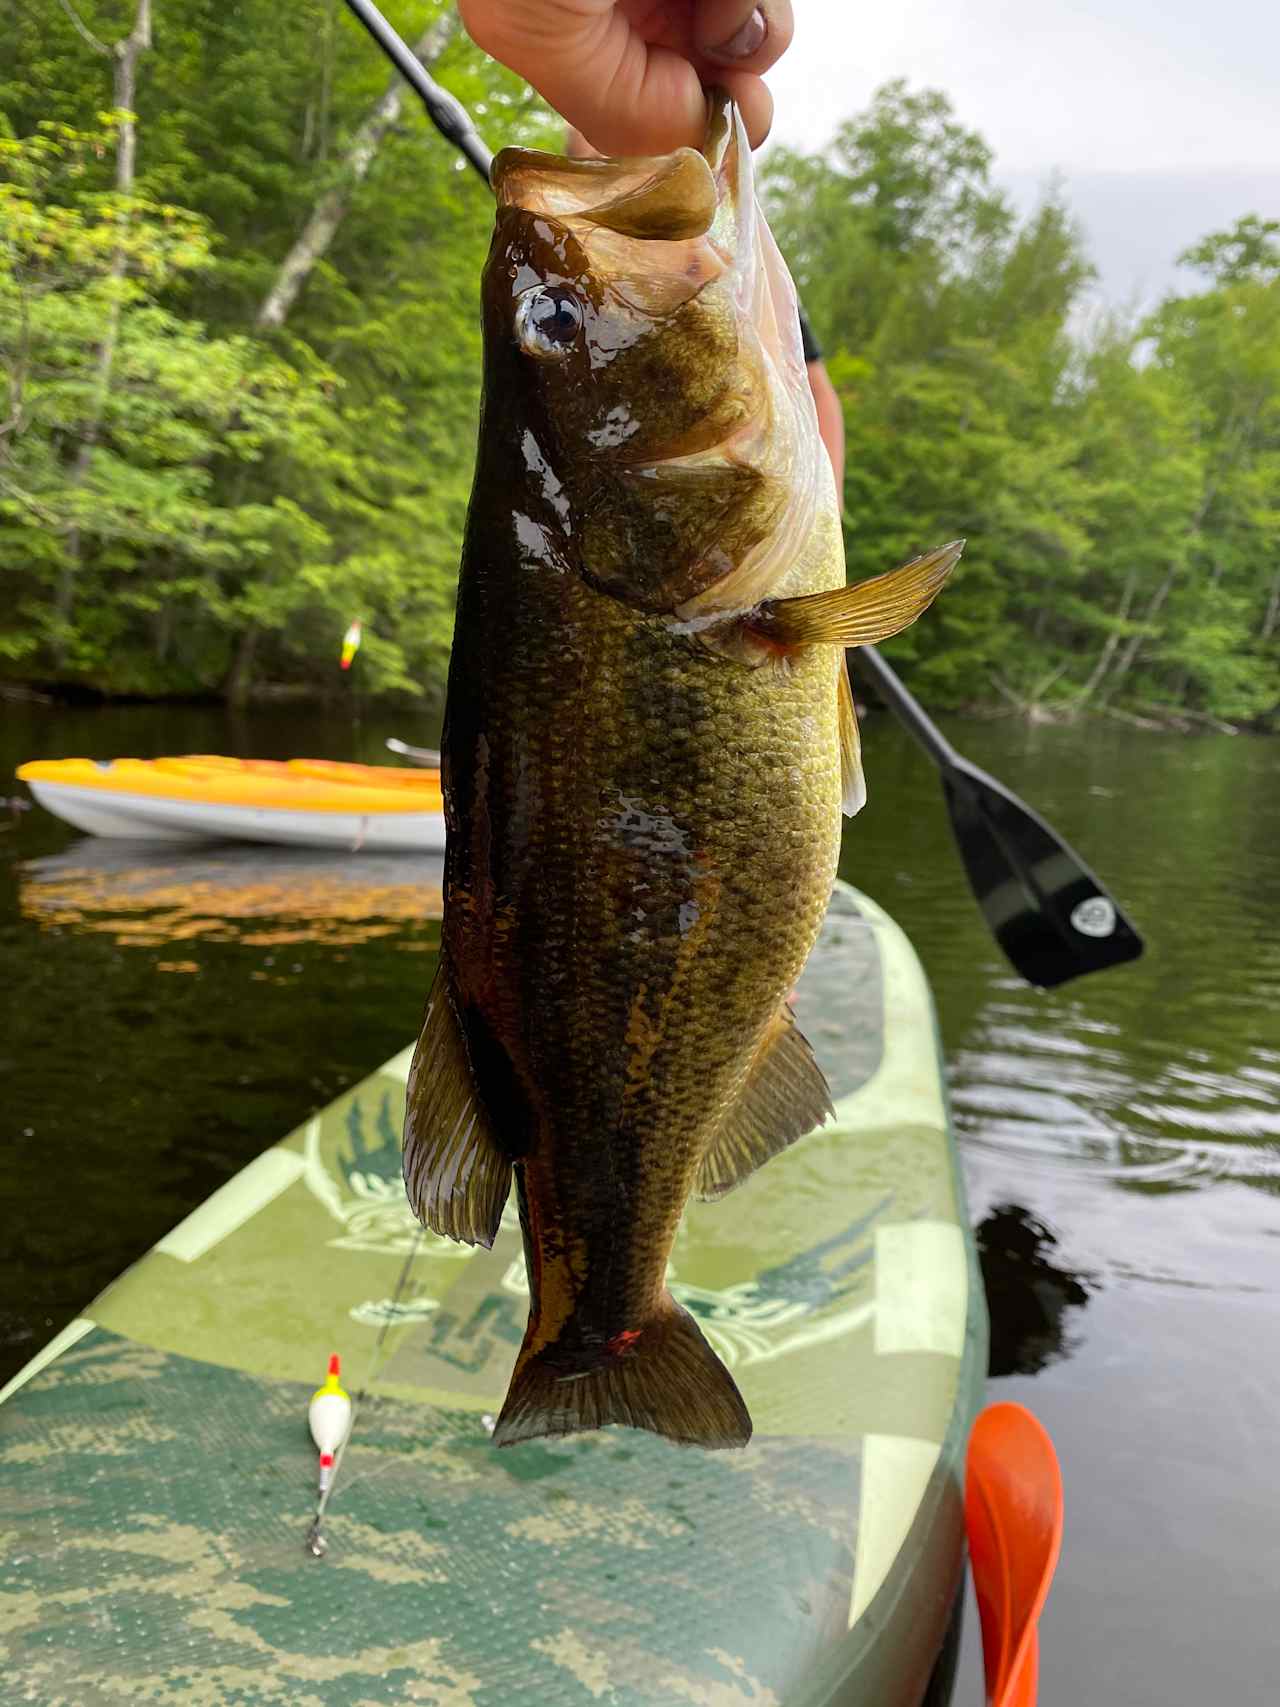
[3,677,1271,736]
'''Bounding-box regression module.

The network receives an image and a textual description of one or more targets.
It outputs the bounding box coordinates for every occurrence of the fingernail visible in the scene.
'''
[709,7,767,61]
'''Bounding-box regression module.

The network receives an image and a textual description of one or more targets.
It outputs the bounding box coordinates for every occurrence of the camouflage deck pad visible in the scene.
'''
[3,1327,863,1706]
[1,886,986,1705]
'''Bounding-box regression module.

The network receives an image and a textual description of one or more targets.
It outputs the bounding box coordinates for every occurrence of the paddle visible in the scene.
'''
[385,737,441,768]
[341,0,1144,989]
[965,1402,1064,1707]
[851,647,1143,986]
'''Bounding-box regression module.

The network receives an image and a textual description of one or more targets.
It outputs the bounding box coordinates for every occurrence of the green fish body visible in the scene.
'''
[405,99,958,1449]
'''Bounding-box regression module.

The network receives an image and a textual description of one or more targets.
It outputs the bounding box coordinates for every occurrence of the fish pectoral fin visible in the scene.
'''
[491,1298,751,1450]
[403,965,512,1248]
[838,664,867,818]
[752,539,964,650]
[695,1004,835,1201]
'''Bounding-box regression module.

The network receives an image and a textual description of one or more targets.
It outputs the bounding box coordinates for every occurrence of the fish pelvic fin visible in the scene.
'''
[491,1298,752,1451]
[838,663,867,817]
[695,1003,835,1201]
[753,539,964,650]
[403,963,512,1248]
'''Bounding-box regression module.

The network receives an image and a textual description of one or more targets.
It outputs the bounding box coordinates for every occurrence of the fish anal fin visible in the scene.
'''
[754,539,963,650]
[403,966,512,1248]
[838,664,867,818]
[695,1005,835,1201]
[492,1298,751,1450]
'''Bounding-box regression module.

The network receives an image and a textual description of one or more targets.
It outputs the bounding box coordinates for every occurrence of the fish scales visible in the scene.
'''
[447,540,843,1285]
[404,96,960,1449]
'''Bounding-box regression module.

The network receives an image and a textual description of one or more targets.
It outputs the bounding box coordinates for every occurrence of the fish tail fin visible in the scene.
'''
[491,1297,751,1451]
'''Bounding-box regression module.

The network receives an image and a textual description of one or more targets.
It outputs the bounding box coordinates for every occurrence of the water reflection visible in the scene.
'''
[5,701,1280,1706]
[975,1204,1094,1377]
[952,986,1280,1195]
[20,838,445,949]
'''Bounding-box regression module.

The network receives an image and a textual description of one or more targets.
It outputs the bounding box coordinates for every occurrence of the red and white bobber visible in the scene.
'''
[308,1353,352,1494]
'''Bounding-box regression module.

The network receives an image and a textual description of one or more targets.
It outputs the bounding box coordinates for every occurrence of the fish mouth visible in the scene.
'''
[493,97,775,472]
[492,134,720,241]
[491,89,748,238]
[490,90,757,310]
[493,98,823,619]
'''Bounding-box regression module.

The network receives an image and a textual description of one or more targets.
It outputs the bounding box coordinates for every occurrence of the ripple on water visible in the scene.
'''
[948,998,1280,1189]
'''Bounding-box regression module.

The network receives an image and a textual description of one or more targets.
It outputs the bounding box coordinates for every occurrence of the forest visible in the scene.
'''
[2,0,1277,726]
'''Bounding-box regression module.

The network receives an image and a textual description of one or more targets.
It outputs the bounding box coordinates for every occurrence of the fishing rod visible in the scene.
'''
[339,0,1144,990]
[343,0,493,178]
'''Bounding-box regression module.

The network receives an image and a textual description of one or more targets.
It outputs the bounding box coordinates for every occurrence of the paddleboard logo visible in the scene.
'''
[1070,895,1116,938]
[495,1199,884,1370]
[303,1088,469,1260]
[308,1079,889,1370]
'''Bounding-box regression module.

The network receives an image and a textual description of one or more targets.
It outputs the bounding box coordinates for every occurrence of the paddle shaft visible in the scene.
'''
[849,644,959,770]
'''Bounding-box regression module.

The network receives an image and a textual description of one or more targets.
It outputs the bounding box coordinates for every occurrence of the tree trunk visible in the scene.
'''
[1077,568,1136,705]
[225,625,261,706]
[254,11,454,332]
[53,0,152,665]
[1098,474,1226,706]
[1260,569,1280,644]
[153,571,174,663]
[175,9,453,689]
[1099,565,1177,702]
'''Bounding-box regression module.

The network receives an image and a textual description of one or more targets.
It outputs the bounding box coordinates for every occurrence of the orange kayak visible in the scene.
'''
[17,755,446,851]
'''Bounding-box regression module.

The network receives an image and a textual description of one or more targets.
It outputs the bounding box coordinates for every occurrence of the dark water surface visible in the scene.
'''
[3,700,1278,1704]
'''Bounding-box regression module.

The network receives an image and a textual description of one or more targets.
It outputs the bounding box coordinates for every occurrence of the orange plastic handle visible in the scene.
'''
[965,1403,1063,1707]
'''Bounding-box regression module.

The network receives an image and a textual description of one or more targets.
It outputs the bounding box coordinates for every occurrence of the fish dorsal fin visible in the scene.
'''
[695,1004,834,1201]
[403,965,512,1248]
[838,664,867,817]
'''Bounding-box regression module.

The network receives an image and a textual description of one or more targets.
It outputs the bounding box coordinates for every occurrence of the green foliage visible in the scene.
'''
[0,0,551,702]
[762,101,1280,726]
[0,18,1275,724]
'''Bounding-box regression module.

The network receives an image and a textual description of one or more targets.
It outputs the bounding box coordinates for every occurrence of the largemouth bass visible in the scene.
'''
[404,96,959,1451]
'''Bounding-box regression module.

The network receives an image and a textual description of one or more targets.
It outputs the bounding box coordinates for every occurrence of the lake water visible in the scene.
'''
[3,698,1277,1704]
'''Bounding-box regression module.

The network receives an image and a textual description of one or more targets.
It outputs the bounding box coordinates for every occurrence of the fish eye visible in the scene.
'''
[515,286,584,359]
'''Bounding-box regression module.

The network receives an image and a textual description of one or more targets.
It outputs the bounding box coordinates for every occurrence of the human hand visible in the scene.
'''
[458,1,794,155]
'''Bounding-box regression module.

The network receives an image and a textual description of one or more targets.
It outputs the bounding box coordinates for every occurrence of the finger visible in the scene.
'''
[545,54,776,157]
[564,125,598,159]
[459,1,782,157]
[462,2,707,156]
[707,68,775,149]
[694,1,793,74]
[555,35,712,156]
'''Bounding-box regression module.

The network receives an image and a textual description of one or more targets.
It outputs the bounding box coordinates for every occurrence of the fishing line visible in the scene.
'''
[302,6,496,1564]
[305,1222,426,1557]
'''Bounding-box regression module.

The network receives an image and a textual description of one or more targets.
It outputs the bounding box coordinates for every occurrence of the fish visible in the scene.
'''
[403,94,960,1451]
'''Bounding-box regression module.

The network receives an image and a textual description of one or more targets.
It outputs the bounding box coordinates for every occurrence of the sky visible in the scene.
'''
[763,0,1280,304]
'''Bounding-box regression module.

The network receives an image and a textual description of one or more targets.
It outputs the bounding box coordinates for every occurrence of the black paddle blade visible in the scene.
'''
[941,756,1144,988]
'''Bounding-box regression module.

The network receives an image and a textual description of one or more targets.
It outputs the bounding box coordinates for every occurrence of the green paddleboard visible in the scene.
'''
[1,882,987,1705]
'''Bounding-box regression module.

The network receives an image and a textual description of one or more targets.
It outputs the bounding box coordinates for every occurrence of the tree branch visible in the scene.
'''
[255,10,455,331]
[56,0,111,57]
[53,0,152,657]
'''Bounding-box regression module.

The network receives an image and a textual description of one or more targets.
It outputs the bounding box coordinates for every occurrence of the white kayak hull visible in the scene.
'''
[26,781,447,852]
